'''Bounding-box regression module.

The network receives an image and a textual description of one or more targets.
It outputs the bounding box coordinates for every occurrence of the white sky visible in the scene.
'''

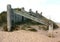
[0,0,60,22]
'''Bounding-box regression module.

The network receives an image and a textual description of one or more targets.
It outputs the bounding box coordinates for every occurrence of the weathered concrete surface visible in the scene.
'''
[7,4,58,31]
[7,4,12,31]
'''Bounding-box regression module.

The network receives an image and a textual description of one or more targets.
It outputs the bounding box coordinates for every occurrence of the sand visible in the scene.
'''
[0,30,52,42]
[0,23,60,42]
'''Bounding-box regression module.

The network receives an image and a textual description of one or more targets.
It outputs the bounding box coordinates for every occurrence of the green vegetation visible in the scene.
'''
[21,24,37,32]
[0,11,7,26]
[28,28,37,32]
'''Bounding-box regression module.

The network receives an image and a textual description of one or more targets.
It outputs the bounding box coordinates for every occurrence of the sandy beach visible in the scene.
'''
[0,24,60,42]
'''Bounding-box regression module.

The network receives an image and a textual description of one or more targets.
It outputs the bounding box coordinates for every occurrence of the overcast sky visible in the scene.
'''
[0,0,60,22]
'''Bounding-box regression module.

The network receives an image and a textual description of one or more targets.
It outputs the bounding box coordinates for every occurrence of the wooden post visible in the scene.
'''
[36,10,38,14]
[40,12,42,15]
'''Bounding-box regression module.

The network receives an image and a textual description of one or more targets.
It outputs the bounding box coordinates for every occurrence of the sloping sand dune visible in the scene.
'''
[0,30,52,42]
[0,23,60,42]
